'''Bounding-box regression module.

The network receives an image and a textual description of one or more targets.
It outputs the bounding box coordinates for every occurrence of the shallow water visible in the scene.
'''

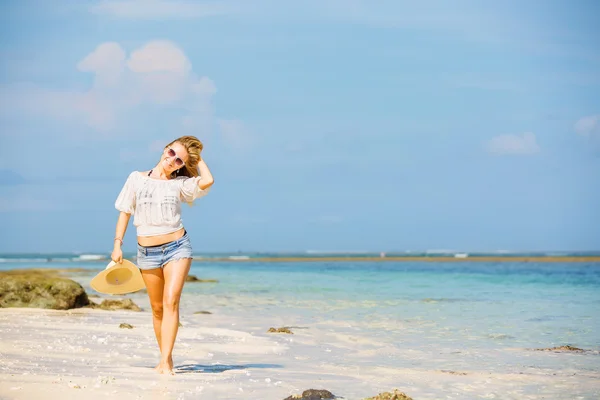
[4,260,600,398]
[181,261,600,341]
[186,261,600,398]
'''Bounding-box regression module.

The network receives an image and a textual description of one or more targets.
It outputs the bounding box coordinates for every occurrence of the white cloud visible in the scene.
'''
[77,42,126,86]
[191,76,217,96]
[127,40,190,73]
[91,0,235,19]
[0,40,218,133]
[486,132,540,155]
[574,115,599,138]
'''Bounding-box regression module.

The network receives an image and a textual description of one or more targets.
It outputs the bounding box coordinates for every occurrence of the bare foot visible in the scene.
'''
[156,360,175,375]
[155,356,173,374]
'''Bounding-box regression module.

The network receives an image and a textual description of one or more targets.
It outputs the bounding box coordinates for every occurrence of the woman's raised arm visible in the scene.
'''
[196,158,214,190]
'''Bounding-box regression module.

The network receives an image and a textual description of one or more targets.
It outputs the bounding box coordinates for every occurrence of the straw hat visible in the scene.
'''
[90,260,146,295]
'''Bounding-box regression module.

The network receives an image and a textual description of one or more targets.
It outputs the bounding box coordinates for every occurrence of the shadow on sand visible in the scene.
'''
[174,363,283,374]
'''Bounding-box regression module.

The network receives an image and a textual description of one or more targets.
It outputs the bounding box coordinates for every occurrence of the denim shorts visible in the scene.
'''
[136,233,193,270]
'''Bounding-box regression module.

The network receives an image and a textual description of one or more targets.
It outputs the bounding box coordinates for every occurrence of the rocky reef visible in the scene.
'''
[268,327,293,334]
[534,345,587,353]
[283,389,335,400]
[0,269,141,311]
[93,298,141,311]
[0,269,91,310]
[185,275,218,283]
[364,389,414,400]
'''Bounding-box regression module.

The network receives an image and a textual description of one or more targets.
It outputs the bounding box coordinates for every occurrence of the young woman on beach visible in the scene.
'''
[110,135,214,375]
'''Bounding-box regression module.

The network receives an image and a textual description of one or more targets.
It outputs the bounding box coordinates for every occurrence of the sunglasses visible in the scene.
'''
[165,147,186,167]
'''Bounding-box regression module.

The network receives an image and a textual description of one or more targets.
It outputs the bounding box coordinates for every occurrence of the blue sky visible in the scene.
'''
[0,0,599,253]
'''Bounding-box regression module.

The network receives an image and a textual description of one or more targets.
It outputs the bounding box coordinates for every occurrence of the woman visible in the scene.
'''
[111,135,214,375]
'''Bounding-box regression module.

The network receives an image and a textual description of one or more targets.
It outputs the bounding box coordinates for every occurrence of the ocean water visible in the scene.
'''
[187,261,600,398]
[188,261,600,354]
[2,256,600,398]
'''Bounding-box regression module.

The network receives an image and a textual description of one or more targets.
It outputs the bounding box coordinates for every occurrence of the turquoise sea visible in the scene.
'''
[2,254,600,398]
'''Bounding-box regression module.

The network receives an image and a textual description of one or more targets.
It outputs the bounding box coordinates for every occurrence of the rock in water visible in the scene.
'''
[364,389,414,400]
[94,299,141,311]
[185,275,218,283]
[534,345,586,352]
[119,323,134,329]
[0,272,90,310]
[268,327,293,334]
[283,389,335,400]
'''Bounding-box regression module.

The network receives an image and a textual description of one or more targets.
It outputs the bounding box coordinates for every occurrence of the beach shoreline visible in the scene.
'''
[2,305,599,400]
[1,264,599,399]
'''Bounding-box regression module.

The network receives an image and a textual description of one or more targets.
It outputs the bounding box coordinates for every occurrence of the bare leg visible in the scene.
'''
[140,268,169,369]
[156,258,191,374]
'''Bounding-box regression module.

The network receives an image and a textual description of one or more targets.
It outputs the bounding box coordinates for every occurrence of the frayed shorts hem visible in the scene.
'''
[136,233,193,271]
[138,257,193,270]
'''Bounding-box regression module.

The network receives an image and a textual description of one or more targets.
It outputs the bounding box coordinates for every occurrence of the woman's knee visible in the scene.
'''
[150,302,164,319]
[163,295,180,311]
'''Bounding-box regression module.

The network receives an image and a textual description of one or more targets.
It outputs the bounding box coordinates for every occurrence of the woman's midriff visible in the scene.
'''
[137,228,186,247]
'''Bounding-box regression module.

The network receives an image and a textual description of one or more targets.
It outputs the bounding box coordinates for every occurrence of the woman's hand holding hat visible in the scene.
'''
[112,237,124,263]
[111,247,123,263]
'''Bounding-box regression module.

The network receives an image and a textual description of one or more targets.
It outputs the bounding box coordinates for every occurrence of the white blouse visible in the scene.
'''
[115,171,210,237]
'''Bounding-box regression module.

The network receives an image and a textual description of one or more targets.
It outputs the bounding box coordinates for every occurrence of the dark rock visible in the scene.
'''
[268,327,293,334]
[119,323,134,329]
[440,370,467,375]
[179,322,183,327]
[194,311,212,314]
[93,298,141,311]
[185,275,218,283]
[283,389,335,400]
[534,345,586,352]
[364,389,414,400]
[0,271,90,310]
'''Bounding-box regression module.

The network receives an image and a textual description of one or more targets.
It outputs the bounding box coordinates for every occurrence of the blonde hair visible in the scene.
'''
[166,136,203,178]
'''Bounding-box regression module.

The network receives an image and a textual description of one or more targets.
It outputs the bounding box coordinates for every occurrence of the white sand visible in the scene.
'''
[1,304,599,400]
[0,306,400,400]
